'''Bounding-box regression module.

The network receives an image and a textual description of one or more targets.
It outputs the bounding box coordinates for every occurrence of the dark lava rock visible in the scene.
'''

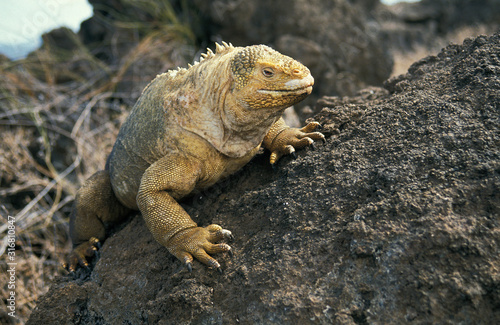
[28,33,499,324]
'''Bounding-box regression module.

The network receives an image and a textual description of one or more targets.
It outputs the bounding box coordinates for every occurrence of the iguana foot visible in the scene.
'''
[166,224,233,273]
[269,121,325,165]
[63,237,100,272]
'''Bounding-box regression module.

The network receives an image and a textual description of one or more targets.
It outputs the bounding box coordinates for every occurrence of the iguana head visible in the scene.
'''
[167,42,314,158]
[230,44,314,110]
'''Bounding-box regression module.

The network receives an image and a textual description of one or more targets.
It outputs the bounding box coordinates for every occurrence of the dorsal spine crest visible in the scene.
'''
[166,42,235,75]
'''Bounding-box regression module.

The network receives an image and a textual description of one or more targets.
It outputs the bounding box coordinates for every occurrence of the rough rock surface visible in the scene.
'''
[28,33,499,324]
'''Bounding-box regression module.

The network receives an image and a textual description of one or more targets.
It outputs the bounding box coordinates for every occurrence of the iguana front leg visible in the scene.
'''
[263,117,325,165]
[136,155,232,272]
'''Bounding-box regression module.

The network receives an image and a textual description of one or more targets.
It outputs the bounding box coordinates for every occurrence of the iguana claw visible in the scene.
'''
[266,120,325,164]
[168,224,233,272]
[63,237,101,272]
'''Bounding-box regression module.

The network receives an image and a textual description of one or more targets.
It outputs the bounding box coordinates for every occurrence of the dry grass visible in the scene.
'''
[0,2,195,323]
[0,50,124,324]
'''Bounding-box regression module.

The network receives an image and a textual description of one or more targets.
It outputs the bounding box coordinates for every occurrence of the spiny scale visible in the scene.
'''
[198,41,234,63]
[169,41,234,74]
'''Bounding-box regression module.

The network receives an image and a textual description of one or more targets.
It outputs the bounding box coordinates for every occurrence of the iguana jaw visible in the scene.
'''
[257,74,314,96]
[257,85,313,96]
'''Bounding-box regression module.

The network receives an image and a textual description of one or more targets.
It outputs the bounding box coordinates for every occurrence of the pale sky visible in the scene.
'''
[0,0,93,59]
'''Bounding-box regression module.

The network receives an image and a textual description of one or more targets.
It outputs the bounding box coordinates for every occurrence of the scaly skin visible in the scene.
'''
[65,42,324,273]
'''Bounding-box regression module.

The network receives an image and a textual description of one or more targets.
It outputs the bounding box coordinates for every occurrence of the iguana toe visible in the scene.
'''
[268,121,325,164]
[167,224,233,272]
[63,237,100,272]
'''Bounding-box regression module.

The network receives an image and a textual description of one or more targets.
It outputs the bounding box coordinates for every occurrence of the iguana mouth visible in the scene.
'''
[258,85,313,95]
[258,74,314,95]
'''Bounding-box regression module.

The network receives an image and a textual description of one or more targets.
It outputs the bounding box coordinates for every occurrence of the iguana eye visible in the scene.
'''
[262,68,274,77]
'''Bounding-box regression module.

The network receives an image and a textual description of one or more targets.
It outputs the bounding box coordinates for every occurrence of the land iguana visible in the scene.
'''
[65,42,324,273]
